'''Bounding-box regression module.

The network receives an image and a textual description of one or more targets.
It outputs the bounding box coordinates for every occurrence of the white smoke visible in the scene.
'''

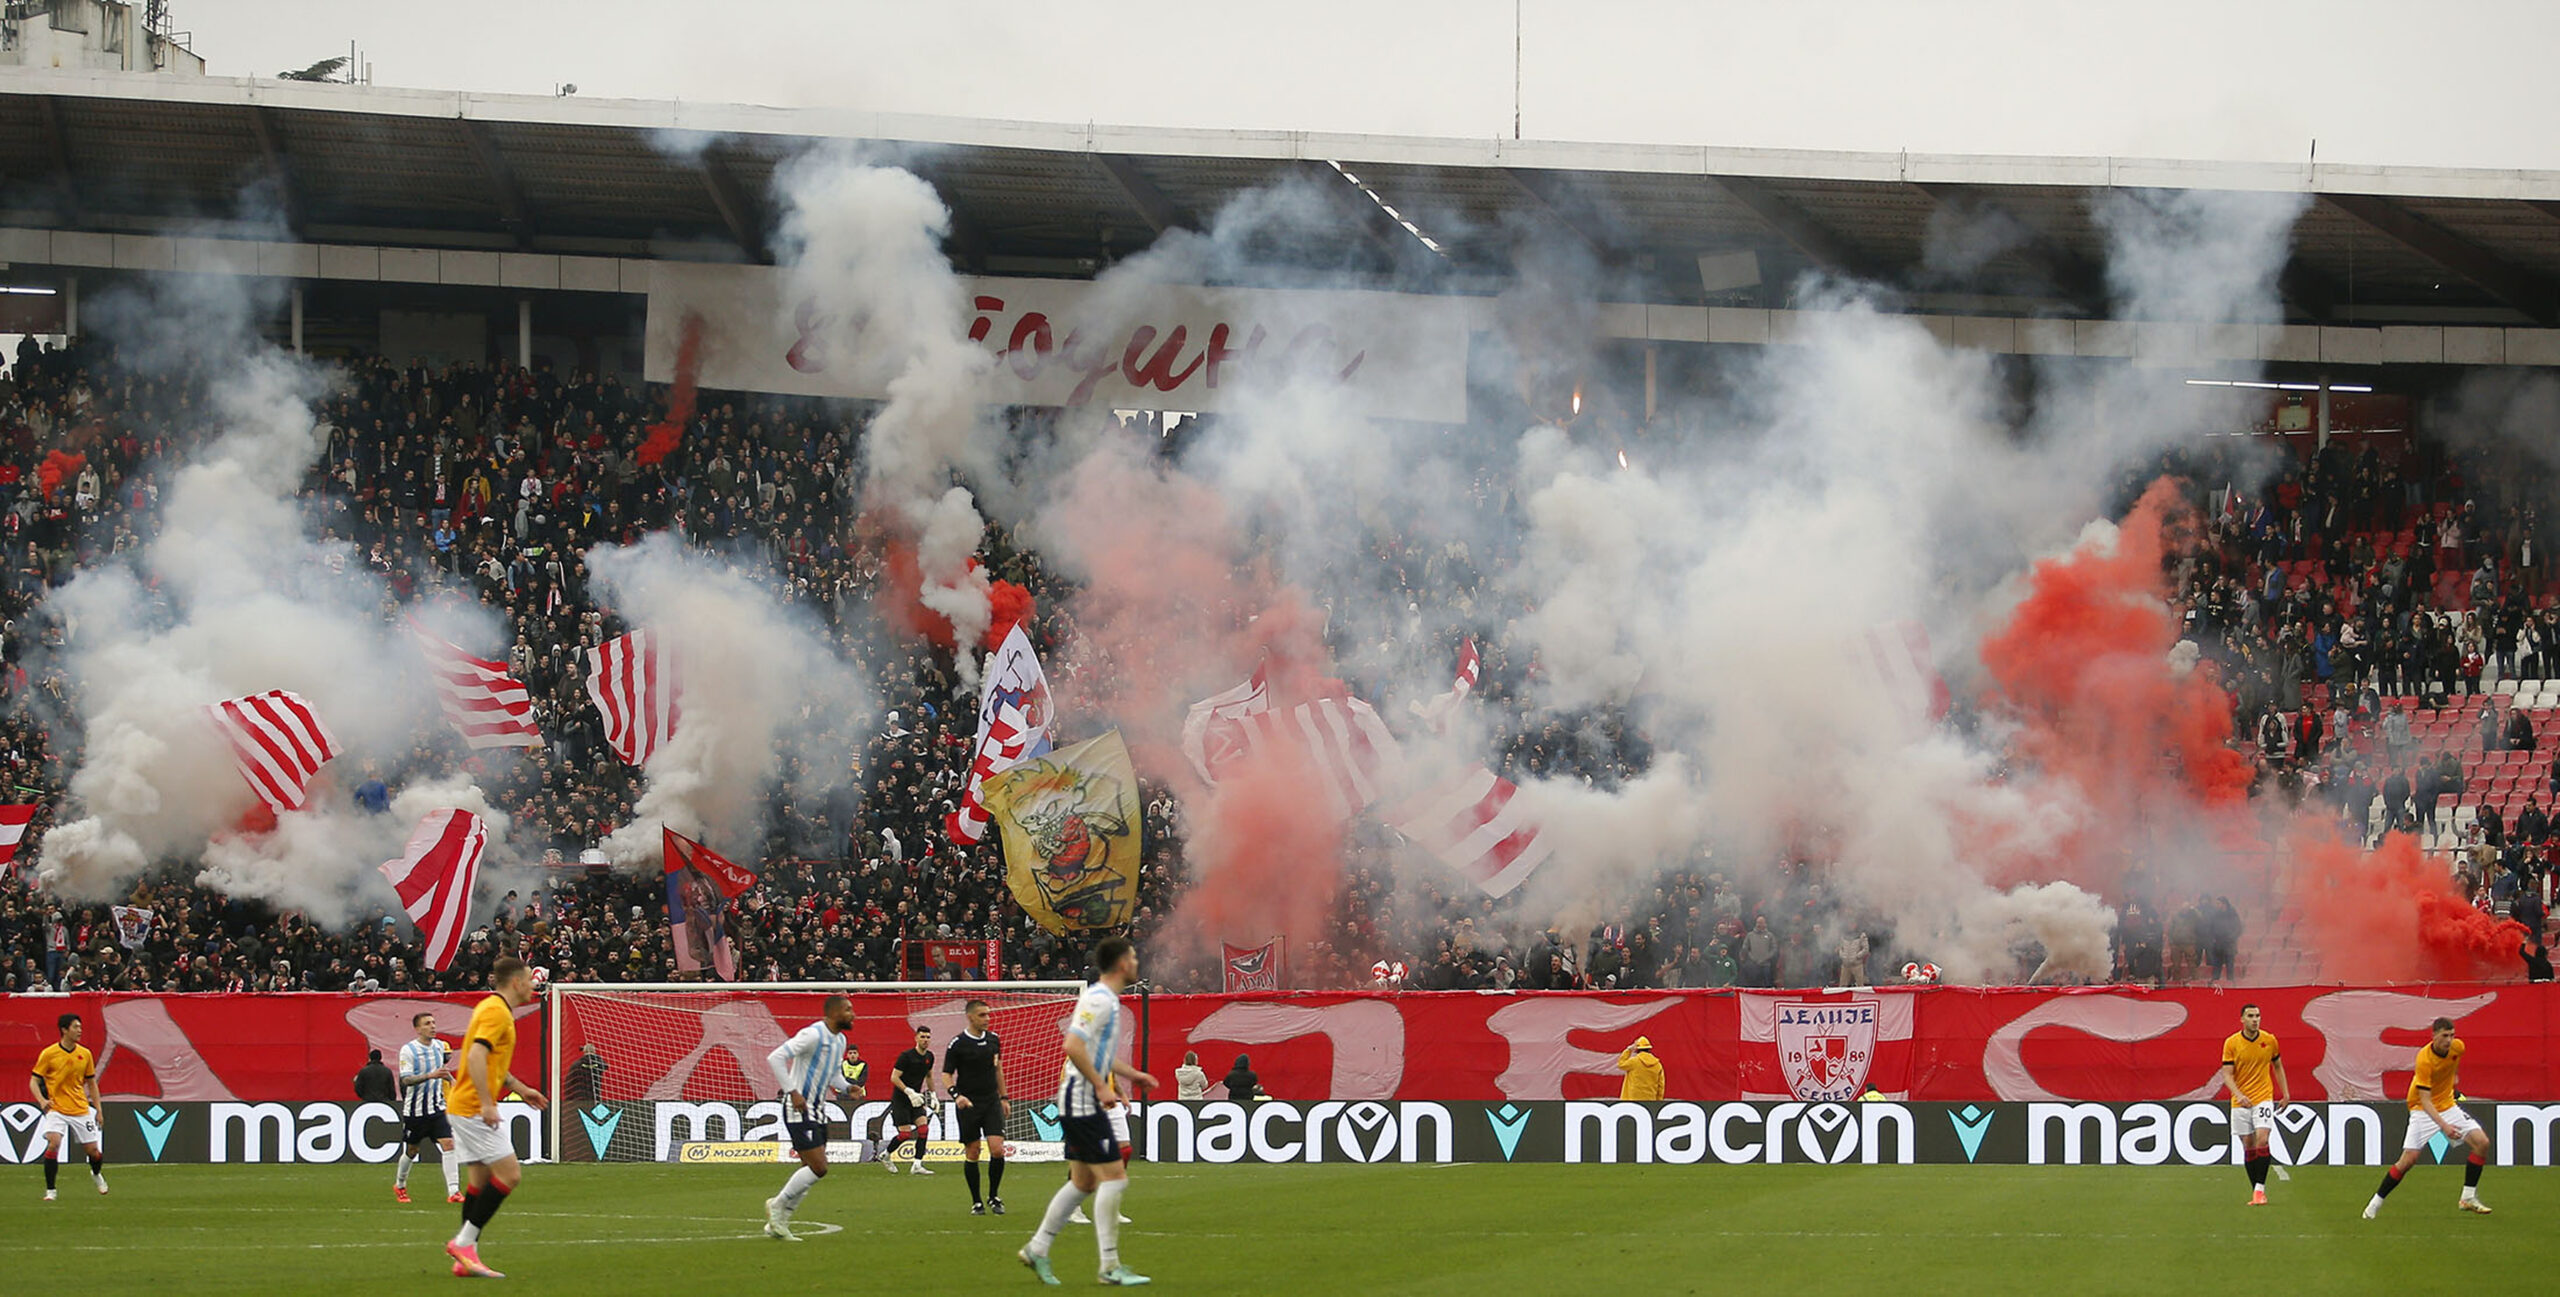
[772,153,1001,678]
[37,272,500,923]
[585,533,873,865]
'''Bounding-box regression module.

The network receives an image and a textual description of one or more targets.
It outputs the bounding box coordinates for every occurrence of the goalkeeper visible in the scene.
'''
[872,1025,939,1175]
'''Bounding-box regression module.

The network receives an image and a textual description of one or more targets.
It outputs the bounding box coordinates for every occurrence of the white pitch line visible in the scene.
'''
[45,1221,846,1253]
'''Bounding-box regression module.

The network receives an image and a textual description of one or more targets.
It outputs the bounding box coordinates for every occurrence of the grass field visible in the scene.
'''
[3,1159,2549,1295]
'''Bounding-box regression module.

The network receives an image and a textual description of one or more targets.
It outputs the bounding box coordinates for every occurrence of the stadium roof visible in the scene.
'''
[7,68,2560,327]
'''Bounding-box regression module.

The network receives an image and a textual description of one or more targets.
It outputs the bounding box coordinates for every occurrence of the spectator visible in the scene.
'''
[1174,1051,1208,1100]
[1219,1053,1264,1103]
[2523,932,2553,984]
[353,1048,398,1105]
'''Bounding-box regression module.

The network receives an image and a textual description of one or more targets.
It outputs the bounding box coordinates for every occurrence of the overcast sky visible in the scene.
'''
[185,0,2560,171]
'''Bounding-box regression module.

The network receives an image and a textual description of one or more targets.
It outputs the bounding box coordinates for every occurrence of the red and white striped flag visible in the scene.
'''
[1408,636,1481,732]
[1207,695,1402,821]
[586,630,681,768]
[947,625,1057,847]
[206,690,341,814]
[412,624,543,750]
[378,808,488,972]
[1180,662,1270,784]
[1858,621,1950,731]
[0,803,35,874]
[1388,765,1553,898]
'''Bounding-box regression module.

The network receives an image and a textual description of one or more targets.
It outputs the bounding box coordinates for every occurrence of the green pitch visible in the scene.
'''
[4,1160,2548,1295]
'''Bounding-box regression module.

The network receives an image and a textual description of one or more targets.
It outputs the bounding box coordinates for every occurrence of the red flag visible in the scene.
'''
[664,828,757,898]
[377,809,488,971]
[0,803,36,874]
[1222,938,1284,992]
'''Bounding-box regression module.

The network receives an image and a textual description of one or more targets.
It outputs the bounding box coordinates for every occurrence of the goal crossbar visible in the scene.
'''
[546,981,1087,1162]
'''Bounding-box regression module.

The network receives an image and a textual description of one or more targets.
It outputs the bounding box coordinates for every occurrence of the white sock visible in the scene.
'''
[779,1166,820,1213]
[442,1155,460,1196]
[396,1152,411,1189]
[2462,1185,2478,1201]
[1094,1180,1127,1269]
[1029,1182,1090,1256]
[455,1221,482,1246]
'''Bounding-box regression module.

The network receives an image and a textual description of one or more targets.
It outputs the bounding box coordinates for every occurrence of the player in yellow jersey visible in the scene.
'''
[29,1012,106,1201]
[2215,1003,2291,1205]
[441,957,548,1278]
[2363,1016,2492,1218]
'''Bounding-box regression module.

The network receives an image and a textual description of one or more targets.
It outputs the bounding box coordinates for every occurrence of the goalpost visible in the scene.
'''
[549,980,1087,1163]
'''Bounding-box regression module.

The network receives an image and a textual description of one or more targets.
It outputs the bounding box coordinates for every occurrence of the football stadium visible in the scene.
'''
[1,4,2557,1292]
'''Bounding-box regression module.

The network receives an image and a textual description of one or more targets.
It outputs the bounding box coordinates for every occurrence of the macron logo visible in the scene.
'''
[1030,1103,1063,1142]
[1486,1104,1531,1162]
[1949,1106,1995,1163]
[134,1105,178,1162]
[579,1105,623,1158]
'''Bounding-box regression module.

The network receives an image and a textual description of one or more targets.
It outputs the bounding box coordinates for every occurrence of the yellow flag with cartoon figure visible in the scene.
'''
[984,728,1144,934]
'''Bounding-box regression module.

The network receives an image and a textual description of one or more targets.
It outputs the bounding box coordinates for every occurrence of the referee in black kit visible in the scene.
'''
[942,998,1009,1214]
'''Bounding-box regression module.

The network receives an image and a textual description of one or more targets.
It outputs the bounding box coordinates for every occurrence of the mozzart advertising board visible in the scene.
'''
[643,262,1473,422]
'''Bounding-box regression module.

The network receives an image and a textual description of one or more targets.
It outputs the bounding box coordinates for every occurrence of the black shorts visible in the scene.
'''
[955,1098,1004,1143]
[1060,1112,1120,1164]
[889,1095,925,1128]
[402,1113,453,1145]
[784,1119,829,1153]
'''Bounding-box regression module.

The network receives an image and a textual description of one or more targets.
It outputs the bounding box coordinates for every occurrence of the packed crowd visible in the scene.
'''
[0,334,2546,998]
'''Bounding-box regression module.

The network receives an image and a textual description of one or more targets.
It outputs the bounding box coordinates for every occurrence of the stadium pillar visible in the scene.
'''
[62,275,76,339]
[289,284,304,354]
[2317,379,2331,450]
[1644,345,1658,422]
[517,298,533,369]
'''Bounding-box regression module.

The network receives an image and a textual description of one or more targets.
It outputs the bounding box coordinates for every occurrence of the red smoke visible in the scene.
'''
[1040,437,1345,971]
[1969,476,2524,983]
[2289,832,2526,982]
[635,314,704,467]
[872,541,1036,653]
[1970,480,2256,888]
[36,450,85,501]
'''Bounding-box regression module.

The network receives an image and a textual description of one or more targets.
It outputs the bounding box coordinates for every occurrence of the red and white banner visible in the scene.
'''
[0,802,35,872]
[1387,765,1553,897]
[1223,940,1285,992]
[647,263,1471,423]
[412,624,543,749]
[206,690,340,813]
[13,985,2554,1108]
[378,809,489,971]
[586,630,681,768]
[0,993,545,1102]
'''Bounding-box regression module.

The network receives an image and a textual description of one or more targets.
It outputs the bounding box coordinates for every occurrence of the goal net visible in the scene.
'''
[550,981,1086,1163]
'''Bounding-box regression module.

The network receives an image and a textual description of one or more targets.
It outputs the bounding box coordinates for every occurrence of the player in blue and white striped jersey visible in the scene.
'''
[395,1012,462,1203]
[761,994,856,1241]
[1020,938,1157,1287]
